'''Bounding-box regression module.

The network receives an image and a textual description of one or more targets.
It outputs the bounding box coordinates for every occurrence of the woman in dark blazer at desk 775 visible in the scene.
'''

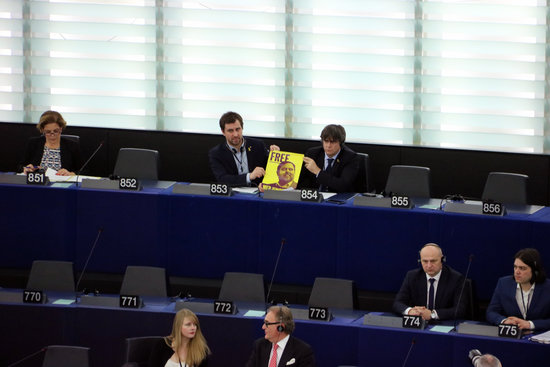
[486,248,550,331]
[20,110,82,176]
[148,308,210,367]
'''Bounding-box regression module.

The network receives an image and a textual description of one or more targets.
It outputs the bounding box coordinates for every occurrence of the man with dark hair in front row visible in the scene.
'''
[299,124,360,193]
[209,111,279,186]
[486,247,550,331]
[393,243,466,321]
[246,305,315,367]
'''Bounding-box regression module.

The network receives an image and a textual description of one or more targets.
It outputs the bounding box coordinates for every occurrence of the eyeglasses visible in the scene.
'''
[263,320,281,327]
[43,128,61,135]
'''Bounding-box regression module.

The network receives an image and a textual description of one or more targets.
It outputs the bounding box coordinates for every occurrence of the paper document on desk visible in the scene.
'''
[233,187,259,194]
[530,330,550,344]
[45,168,101,183]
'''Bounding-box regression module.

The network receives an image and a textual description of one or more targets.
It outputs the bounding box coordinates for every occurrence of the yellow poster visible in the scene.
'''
[262,151,304,191]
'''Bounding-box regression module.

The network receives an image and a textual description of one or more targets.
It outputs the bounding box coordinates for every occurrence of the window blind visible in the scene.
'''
[1,0,549,153]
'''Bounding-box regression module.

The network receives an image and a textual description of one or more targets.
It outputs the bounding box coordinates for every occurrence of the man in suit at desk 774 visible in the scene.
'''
[209,111,279,186]
[246,305,315,367]
[393,243,466,321]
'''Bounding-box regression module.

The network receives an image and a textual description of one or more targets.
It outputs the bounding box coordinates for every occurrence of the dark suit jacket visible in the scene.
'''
[20,136,82,173]
[392,265,466,320]
[246,336,315,367]
[208,137,269,186]
[486,275,550,331]
[298,145,359,193]
[148,338,209,367]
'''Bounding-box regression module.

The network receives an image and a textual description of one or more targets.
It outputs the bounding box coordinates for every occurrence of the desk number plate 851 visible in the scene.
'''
[26,172,47,185]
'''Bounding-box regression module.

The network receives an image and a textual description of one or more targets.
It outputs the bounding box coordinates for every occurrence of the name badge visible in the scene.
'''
[23,289,45,304]
[119,294,141,308]
[301,189,321,202]
[482,201,504,216]
[214,300,235,314]
[210,183,231,196]
[26,171,47,185]
[391,194,412,209]
[498,324,520,338]
[308,306,331,321]
[119,177,140,190]
[402,314,425,329]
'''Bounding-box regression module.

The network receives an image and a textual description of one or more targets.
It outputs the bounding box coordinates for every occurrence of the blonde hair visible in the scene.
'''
[165,308,210,366]
[36,110,67,132]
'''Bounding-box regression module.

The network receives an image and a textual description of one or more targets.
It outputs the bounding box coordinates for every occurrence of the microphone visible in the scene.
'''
[453,254,474,330]
[7,347,47,367]
[76,140,104,182]
[170,291,193,301]
[75,228,104,298]
[401,338,416,367]
[438,194,479,210]
[266,238,286,306]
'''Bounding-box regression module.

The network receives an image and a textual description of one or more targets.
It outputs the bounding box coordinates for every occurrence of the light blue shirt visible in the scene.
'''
[227,140,251,184]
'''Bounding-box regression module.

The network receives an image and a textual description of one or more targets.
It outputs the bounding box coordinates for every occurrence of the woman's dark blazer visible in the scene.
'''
[20,136,82,172]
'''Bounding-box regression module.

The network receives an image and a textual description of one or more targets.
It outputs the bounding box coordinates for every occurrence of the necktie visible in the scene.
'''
[319,158,334,191]
[269,344,278,367]
[325,158,334,173]
[428,278,435,310]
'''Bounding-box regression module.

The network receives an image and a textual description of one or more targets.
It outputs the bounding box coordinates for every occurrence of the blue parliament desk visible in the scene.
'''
[1,292,549,367]
[2,181,550,300]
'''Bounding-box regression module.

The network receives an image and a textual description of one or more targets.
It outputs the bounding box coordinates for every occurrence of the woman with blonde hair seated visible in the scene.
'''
[149,308,210,367]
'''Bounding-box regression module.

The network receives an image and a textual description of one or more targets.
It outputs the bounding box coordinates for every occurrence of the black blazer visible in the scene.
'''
[20,136,82,173]
[208,137,269,186]
[392,265,466,320]
[246,336,315,367]
[298,145,359,193]
[148,339,209,367]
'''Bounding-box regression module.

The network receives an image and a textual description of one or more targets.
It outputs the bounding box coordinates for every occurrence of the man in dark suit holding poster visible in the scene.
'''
[209,111,279,186]
[246,305,315,367]
[299,124,359,193]
[393,243,466,321]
